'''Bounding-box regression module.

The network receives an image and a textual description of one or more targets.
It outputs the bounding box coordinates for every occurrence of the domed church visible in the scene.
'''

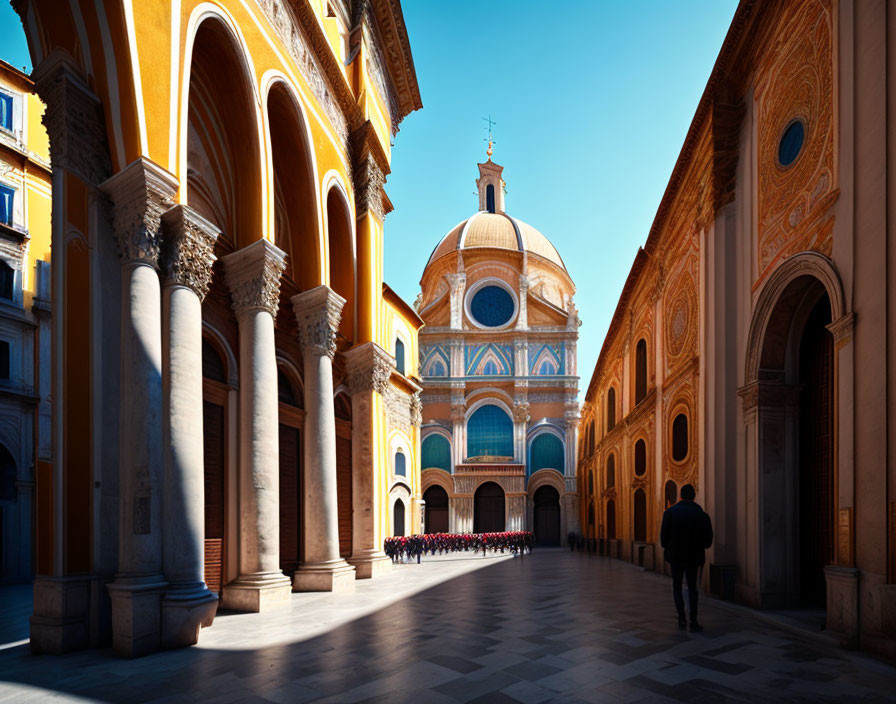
[415,149,581,545]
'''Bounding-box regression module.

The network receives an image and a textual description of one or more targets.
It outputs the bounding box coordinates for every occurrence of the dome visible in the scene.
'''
[426,211,567,271]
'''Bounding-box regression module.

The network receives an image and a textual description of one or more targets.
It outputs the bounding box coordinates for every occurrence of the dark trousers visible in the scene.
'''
[670,563,699,621]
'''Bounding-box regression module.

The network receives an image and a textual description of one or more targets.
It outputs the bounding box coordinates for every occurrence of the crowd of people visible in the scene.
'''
[384,531,534,563]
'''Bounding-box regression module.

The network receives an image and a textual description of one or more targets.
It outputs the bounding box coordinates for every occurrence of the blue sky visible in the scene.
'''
[0,1,738,390]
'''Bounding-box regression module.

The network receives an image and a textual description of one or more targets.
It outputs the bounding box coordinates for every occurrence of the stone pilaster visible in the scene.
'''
[343,341,393,579]
[101,157,177,657]
[159,205,219,646]
[292,286,357,592]
[28,50,111,656]
[219,239,292,612]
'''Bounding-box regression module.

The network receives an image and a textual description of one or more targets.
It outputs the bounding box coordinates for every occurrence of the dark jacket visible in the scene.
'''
[660,500,713,566]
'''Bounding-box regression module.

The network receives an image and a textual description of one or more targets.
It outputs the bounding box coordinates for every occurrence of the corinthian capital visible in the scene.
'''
[160,205,220,300]
[343,341,393,395]
[292,286,346,360]
[32,50,111,184]
[100,157,178,267]
[220,239,287,316]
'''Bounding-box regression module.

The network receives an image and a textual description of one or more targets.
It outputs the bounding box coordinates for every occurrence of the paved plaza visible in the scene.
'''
[0,550,895,703]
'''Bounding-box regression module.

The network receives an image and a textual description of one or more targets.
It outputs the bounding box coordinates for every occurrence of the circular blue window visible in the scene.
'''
[470,285,515,327]
[778,119,805,167]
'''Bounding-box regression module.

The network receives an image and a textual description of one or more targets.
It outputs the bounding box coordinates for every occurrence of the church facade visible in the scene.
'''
[578,0,896,659]
[13,0,423,657]
[417,155,580,546]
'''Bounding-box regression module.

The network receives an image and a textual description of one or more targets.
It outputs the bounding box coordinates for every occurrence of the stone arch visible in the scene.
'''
[182,11,263,249]
[264,77,321,289]
[744,251,846,384]
[741,251,849,610]
[324,181,355,342]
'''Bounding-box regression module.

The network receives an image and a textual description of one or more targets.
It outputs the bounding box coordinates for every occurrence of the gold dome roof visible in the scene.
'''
[426,211,567,271]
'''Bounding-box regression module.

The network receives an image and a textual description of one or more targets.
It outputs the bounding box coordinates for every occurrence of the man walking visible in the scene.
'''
[660,484,713,632]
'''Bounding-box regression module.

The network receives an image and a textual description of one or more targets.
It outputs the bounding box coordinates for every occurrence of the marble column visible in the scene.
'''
[159,205,219,646]
[292,286,357,592]
[101,157,175,657]
[219,239,292,611]
[343,342,394,578]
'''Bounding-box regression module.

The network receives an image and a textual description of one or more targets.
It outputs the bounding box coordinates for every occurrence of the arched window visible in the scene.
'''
[635,338,647,404]
[606,454,615,488]
[486,183,496,213]
[588,501,595,526]
[633,489,647,541]
[0,261,13,300]
[202,338,226,383]
[588,471,594,494]
[466,404,513,459]
[394,450,406,476]
[429,360,446,377]
[606,500,616,540]
[529,433,563,474]
[393,498,405,536]
[634,439,646,476]
[395,338,405,375]
[278,368,300,406]
[672,413,688,461]
[606,388,616,431]
[422,434,451,472]
[665,480,678,508]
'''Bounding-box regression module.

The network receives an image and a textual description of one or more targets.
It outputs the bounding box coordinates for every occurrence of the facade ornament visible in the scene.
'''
[512,400,531,424]
[32,50,111,185]
[100,157,178,268]
[352,152,386,221]
[410,391,423,427]
[450,402,466,424]
[826,312,856,345]
[221,239,287,317]
[292,285,346,360]
[160,205,220,300]
[343,341,393,395]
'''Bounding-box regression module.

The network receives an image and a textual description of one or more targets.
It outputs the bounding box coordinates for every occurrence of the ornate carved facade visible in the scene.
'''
[417,154,580,545]
[577,0,896,661]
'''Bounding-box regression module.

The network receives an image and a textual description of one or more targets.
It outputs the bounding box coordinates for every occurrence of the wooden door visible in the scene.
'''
[533,485,561,546]
[203,398,226,594]
[279,423,301,575]
[474,482,505,533]
[424,486,449,534]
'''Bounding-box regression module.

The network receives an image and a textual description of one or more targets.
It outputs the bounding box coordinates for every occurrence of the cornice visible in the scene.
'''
[370,0,422,125]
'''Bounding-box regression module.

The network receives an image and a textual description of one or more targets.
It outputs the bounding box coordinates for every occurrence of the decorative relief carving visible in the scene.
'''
[664,255,699,367]
[512,401,530,424]
[410,391,423,427]
[343,341,393,395]
[352,152,386,221]
[756,0,836,284]
[384,385,418,435]
[364,23,400,133]
[254,0,348,142]
[100,158,178,268]
[33,52,111,185]
[160,205,219,300]
[292,285,345,359]
[221,239,287,317]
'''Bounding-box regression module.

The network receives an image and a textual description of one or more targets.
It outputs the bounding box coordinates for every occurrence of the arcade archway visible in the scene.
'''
[474,482,505,533]
[423,485,449,534]
[533,485,560,546]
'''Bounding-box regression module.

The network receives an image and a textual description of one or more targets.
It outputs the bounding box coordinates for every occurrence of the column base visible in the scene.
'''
[348,551,392,579]
[107,574,168,658]
[220,572,291,612]
[161,583,218,648]
[30,575,91,654]
[825,565,861,648]
[292,559,356,592]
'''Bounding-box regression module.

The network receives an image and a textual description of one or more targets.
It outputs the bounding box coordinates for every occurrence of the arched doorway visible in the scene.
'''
[749,269,837,608]
[201,337,229,595]
[533,485,560,546]
[474,482,505,533]
[278,365,303,576]
[0,443,16,579]
[423,485,449,534]
[633,489,647,542]
[393,499,405,537]
[334,392,353,558]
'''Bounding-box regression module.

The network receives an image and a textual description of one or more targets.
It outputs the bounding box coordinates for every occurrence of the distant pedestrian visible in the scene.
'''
[567,531,576,552]
[660,483,713,632]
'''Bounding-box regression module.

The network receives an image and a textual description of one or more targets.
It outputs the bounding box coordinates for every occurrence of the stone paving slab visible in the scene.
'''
[0,551,895,702]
